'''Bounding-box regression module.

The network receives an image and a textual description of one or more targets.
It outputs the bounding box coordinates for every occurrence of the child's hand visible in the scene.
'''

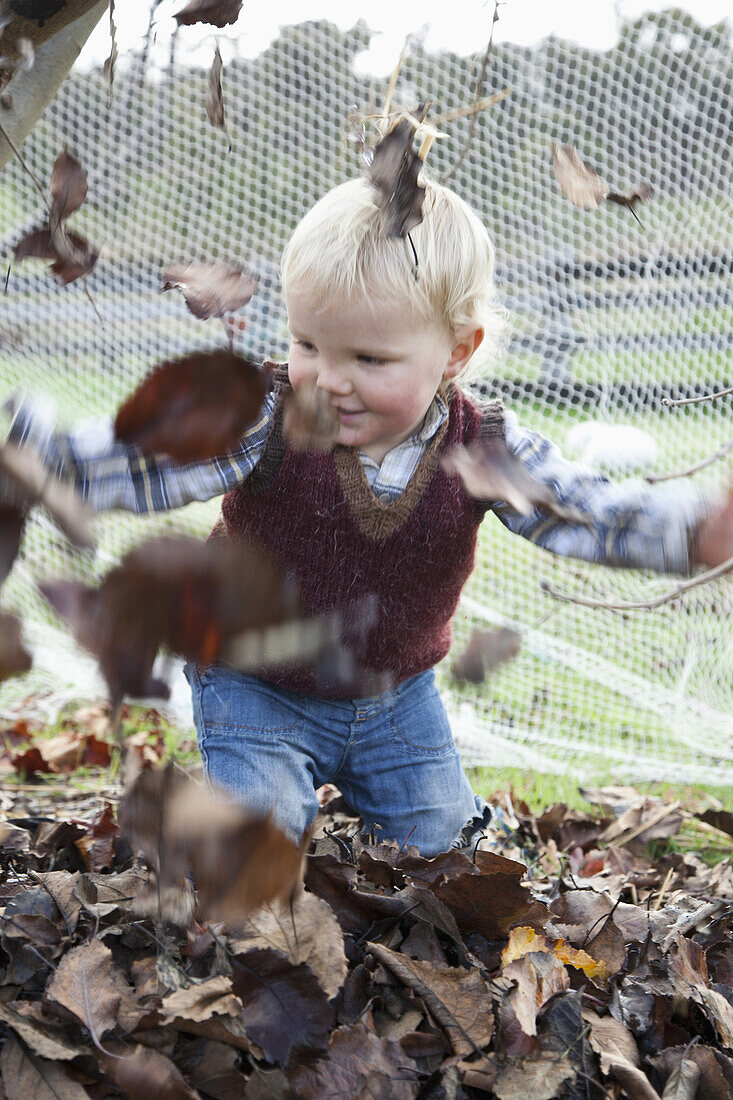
[693,486,733,568]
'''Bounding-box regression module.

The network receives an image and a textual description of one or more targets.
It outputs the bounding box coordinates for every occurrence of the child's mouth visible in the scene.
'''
[335,408,363,422]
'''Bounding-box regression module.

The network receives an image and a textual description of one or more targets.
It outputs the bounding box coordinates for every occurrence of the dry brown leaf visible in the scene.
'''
[0,1002,86,1061]
[583,1008,640,1074]
[120,765,304,924]
[101,1045,201,1099]
[492,1053,575,1100]
[368,116,426,238]
[0,442,93,548]
[230,947,334,1066]
[0,612,31,683]
[45,938,120,1036]
[160,975,242,1025]
[282,380,340,453]
[205,45,228,144]
[502,950,569,1036]
[161,263,256,321]
[286,1022,419,1099]
[0,1033,90,1100]
[451,627,521,684]
[441,440,590,525]
[174,0,243,27]
[661,1052,701,1099]
[368,942,493,1056]
[552,144,607,209]
[115,350,267,460]
[228,892,347,998]
[430,853,548,941]
[49,150,87,229]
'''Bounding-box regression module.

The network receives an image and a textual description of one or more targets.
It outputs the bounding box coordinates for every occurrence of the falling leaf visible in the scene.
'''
[282,379,340,452]
[205,44,229,148]
[14,226,97,285]
[441,440,591,525]
[49,151,87,229]
[0,612,31,683]
[174,0,243,27]
[161,261,256,320]
[40,535,296,704]
[100,1045,201,1100]
[103,0,117,88]
[230,947,334,1065]
[368,117,426,238]
[552,144,653,216]
[451,626,521,684]
[0,503,25,586]
[114,350,267,463]
[0,441,93,548]
[120,765,304,923]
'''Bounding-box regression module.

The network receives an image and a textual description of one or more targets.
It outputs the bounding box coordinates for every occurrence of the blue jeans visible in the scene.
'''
[184,663,488,858]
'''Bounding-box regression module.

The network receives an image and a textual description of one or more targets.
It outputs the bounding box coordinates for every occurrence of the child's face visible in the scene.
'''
[287,291,481,465]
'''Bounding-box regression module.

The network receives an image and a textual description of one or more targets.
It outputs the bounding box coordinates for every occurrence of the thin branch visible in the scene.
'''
[541,551,733,612]
[645,436,733,483]
[382,37,408,122]
[662,384,733,408]
[431,88,510,126]
[0,117,48,206]
[442,0,501,184]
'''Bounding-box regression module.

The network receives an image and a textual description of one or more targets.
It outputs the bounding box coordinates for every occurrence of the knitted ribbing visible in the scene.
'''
[219,374,504,697]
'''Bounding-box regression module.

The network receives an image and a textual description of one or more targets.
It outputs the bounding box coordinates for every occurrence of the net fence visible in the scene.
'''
[1,7,732,782]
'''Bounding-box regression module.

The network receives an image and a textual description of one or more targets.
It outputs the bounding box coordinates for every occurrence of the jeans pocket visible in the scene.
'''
[194,665,302,736]
[389,677,455,756]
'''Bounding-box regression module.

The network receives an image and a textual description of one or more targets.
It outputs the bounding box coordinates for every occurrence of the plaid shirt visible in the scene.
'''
[5,388,707,575]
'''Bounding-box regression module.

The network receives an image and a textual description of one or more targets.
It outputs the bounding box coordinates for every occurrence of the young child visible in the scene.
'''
[7,176,733,857]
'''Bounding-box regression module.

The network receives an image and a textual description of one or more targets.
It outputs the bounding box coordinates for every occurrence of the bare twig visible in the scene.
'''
[431,89,510,126]
[662,384,733,408]
[541,551,733,612]
[0,118,48,206]
[442,0,501,183]
[645,436,733,483]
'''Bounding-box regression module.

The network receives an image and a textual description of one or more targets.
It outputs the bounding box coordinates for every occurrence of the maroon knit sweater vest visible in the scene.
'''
[219,372,504,697]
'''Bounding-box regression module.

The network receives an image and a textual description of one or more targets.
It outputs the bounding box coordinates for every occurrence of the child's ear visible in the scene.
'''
[443,325,485,380]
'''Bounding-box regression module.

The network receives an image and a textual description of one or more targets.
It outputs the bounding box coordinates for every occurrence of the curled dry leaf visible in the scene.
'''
[161,261,256,321]
[441,440,591,525]
[552,144,653,215]
[282,379,340,452]
[39,535,297,704]
[160,974,242,1024]
[49,150,87,229]
[0,612,31,683]
[451,626,521,684]
[205,45,228,143]
[368,116,426,238]
[14,225,98,284]
[174,0,243,27]
[120,764,304,923]
[114,351,267,463]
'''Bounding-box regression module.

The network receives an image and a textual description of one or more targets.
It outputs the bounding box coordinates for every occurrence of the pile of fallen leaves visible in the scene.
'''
[0,764,732,1100]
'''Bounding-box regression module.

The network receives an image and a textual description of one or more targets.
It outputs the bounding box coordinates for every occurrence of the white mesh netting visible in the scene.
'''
[0,8,732,782]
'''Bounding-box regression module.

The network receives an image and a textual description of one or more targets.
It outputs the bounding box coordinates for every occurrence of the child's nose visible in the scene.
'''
[316,360,352,396]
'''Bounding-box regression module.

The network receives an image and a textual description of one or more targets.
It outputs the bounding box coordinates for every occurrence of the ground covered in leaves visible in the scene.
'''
[1,710,733,1098]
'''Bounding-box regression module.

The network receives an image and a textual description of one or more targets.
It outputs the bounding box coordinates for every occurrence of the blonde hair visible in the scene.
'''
[280,176,506,383]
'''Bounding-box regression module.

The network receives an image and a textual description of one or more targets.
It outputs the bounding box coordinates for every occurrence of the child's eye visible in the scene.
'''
[295,339,317,353]
[356,354,386,365]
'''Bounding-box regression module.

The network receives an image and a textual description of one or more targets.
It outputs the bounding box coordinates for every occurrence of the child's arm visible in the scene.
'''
[4,390,275,514]
[491,411,709,575]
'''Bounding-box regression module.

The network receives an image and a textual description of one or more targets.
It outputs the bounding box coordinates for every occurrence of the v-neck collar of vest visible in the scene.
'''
[333,403,452,542]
